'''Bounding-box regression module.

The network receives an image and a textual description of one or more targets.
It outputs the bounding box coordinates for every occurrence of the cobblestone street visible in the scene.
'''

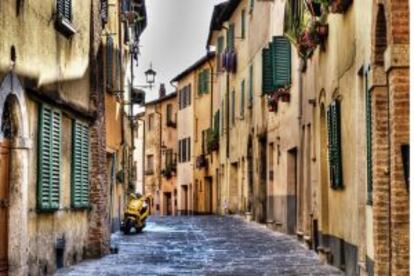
[57,216,342,275]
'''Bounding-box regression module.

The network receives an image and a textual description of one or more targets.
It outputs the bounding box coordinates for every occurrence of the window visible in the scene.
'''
[166,104,173,123]
[57,0,72,22]
[101,0,109,24]
[148,114,154,131]
[228,23,235,50]
[147,155,154,172]
[249,65,254,107]
[284,0,304,37]
[106,36,114,90]
[231,90,236,126]
[262,36,291,95]
[55,0,76,36]
[37,104,62,211]
[217,36,225,72]
[71,120,90,208]
[187,138,191,161]
[327,99,343,189]
[214,110,220,135]
[365,74,373,204]
[187,85,192,106]
[198,70,209,95]
[240,80,245,118]
[179,85,192,109]
[249,0,254,12]
[165,149,173,167]
[241,10,246,39]
[221,100,225,135]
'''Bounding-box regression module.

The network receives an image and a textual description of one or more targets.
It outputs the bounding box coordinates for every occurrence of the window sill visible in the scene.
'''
[55,16,77,37]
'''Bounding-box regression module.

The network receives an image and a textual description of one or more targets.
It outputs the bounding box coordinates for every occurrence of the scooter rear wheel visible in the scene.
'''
[123,219,133,235]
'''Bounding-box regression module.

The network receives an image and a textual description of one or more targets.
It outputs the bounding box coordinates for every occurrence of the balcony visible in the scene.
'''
[196,154,207,169]
[207,129,219,153]
[161,163,177,179]
[166,119,177,128]
[145,169,154,176]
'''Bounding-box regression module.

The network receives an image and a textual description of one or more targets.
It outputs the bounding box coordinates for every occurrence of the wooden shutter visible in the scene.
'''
[198,72,203,95]
[187,138,191,161]
[272,36,291,88]
[366,81,373,203]
[249,65,254,105]
[262,48,273,94]
[231,90,236,125]
[204,70,209,93]
[228,23,235,50]
[327,100,343,189]
[58,0,72,21]
[214,111,220,135]
[37,105,61,211]
[240,80,245,118]
[241,10,246,39]
[106,36,114,90]
[188,85,192,105]
[71,120,90,208]
[101,0,109,23]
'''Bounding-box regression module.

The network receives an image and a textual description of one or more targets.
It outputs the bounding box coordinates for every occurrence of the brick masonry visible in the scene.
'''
[85,0,111,258]
[371,1,409,275]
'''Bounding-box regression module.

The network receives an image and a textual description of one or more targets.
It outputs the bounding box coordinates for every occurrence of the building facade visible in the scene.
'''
[143,87,178,216]
[0,0,147,274]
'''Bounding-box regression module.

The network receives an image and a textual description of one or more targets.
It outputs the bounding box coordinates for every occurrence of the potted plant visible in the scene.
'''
[267,93,278,113]
[329,0,353,13]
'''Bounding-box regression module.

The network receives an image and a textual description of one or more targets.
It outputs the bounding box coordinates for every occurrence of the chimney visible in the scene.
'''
[159,83,166,98]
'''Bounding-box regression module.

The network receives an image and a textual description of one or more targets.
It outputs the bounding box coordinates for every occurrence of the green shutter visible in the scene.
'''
[272,36,291,88]
[204,69,209,93]
[240,80,245,118]
[231,90,236,125]
[71,120,90,208]
[37,105,61,211]
[249,65,254,105]
[262,48,273,94]
[241,10,246,39]
[214,111,220,135]
[57,0,72,21]
[107,36,114,90]
[198,72,203,95]
[228,23,235,50]
[327,100,343,189]
[366,80,373,204]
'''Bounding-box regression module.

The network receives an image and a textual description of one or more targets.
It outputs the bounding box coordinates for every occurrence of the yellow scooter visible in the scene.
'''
[121,193,150,234]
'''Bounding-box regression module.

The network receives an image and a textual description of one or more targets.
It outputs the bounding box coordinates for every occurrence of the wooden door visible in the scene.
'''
[0,140,10,274]
[204,178,212,214]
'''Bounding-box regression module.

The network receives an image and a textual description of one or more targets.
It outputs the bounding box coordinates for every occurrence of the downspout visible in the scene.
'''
[155,110,163,209]
[297,58,304,234]
[138,118,146,195]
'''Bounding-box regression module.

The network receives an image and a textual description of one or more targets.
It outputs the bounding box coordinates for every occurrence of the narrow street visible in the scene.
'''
[57,216,342,275]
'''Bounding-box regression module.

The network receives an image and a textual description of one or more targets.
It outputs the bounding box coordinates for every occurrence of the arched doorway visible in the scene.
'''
[0,73,30,275]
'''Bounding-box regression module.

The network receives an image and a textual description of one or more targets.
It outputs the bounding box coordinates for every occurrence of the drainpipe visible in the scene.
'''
[154,110,163,210]
[138,117,146,195]
[297,58,304,235]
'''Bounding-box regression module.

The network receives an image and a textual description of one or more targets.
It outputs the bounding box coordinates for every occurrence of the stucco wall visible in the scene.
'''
[0,0,92,111]
[26,98,89,275]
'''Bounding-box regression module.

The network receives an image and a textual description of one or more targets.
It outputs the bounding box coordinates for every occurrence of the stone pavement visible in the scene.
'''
[56,216,343,275]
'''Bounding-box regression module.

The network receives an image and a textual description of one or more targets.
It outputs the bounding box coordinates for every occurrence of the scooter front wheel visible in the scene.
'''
[123,219,133,235]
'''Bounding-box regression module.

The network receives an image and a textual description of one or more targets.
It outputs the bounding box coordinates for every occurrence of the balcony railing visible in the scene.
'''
[161,163,177,179]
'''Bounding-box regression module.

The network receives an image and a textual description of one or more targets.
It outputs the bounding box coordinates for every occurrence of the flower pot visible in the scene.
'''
[316,24,329,39]
[329,0,353,13]
[308,1,322,17]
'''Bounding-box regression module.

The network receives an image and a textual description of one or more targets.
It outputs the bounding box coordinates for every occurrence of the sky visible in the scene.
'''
[134,0,224,103]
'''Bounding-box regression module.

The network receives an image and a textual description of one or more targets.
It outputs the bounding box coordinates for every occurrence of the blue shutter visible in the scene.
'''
[272,36,291,88]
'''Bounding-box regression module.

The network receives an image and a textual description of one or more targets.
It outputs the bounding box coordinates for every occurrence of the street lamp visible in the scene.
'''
[144,66,157,88]
[135,63,157,90]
